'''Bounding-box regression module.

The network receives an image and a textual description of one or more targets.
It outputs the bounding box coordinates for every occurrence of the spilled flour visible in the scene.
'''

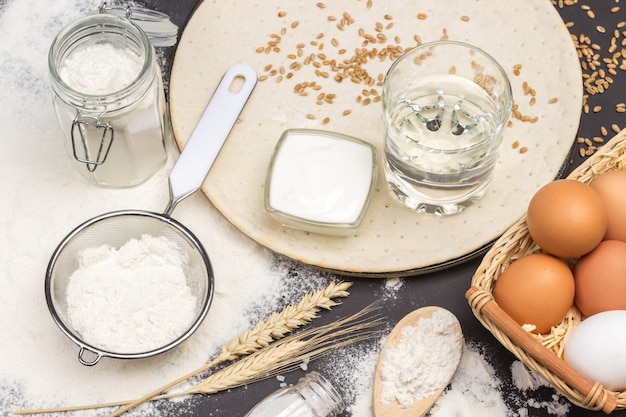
[427,343,570,417]
[429,343,510,417]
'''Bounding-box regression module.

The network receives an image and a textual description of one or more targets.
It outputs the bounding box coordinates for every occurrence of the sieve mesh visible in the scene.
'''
[46,210,213,358]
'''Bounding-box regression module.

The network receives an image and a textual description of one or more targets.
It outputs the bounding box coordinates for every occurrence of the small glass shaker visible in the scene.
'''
[244,372,345,417]
[48,4,177,188]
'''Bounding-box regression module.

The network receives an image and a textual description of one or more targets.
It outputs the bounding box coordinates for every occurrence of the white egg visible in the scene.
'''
[564,310,626,391]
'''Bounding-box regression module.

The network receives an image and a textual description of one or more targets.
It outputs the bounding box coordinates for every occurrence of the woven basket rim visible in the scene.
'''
[468,128,626,412]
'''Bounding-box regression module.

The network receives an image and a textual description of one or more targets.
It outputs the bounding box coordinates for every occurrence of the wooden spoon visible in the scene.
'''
[373,306,463,417]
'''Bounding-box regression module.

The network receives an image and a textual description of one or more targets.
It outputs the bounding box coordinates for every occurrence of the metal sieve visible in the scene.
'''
[45,64,257,365]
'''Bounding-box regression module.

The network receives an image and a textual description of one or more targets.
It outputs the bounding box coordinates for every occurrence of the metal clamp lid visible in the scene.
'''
[98,2,178,47]
[71,112,115,172]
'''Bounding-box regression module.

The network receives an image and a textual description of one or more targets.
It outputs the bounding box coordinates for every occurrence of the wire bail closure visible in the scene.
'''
[71,112,114,172]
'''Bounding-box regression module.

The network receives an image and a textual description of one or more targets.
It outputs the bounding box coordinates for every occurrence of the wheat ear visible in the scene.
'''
[218,280,353,360]
[14,281,352,416]
[104,281,353,417]
[187,301,384,395]
[111,301,383,399]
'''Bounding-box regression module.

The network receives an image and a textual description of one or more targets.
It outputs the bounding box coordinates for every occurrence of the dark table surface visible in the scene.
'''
[134,1,626,416]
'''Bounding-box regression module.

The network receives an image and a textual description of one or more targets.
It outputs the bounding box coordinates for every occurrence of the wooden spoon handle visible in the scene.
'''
[466,286,617,414]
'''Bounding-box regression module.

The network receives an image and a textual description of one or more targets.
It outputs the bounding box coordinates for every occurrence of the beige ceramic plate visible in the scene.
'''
[169,0,582,276]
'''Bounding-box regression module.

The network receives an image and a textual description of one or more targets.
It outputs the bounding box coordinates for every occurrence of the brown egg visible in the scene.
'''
[574,240,626,317]
[493,253,575,334]
[527,179,607,258]
[590,170,626,242]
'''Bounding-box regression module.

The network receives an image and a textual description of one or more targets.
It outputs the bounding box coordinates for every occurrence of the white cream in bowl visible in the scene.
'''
[265,129,377,235]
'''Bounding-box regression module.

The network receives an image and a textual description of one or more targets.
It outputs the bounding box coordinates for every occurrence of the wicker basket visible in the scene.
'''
[467,128,626,414]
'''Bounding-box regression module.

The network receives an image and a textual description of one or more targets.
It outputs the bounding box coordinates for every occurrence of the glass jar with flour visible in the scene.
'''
[243,372,345,417]
[48,5,177,187]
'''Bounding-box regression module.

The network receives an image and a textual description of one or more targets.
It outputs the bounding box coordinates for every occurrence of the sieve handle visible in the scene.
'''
[78,346,103,366]
[165,63,257,215]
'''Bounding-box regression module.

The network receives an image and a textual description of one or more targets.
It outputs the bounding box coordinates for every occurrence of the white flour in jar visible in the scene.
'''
[66,234,198,353]
[379,309,462,408]
[53,26,167,187]
[59,42,143,95]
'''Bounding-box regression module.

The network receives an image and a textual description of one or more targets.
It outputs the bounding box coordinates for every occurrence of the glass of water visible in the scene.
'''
[382,40,512,216]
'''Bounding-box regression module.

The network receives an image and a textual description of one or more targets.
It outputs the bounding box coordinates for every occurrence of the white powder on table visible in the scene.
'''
[510,361,570,417]
[66,234,197,353]
[428,345,570,417]
[379,309,462,408]
[511,360,548,392]
[429,343,510,417]
[59,42,144,95]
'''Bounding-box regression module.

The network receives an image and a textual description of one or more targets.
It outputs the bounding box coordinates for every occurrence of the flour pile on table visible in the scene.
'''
[428,343,570,417]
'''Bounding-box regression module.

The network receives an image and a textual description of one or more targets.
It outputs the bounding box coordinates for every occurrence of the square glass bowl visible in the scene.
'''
[265,129,378,235]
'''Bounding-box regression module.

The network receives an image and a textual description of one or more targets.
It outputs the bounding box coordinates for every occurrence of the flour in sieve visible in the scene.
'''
[66,234,198,353]
[379,309,462,408]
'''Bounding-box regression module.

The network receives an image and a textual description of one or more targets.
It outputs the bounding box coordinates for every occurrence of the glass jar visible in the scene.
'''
[48,6,176,187]
[244,372,345,417]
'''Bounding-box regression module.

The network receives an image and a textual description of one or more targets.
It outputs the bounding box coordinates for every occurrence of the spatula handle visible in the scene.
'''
[165,63,257,215]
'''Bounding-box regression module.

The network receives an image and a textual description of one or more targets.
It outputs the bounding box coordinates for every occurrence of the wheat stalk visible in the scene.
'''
[187,301,385,395]
[218,280,353,360]
[15,280,353,416]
